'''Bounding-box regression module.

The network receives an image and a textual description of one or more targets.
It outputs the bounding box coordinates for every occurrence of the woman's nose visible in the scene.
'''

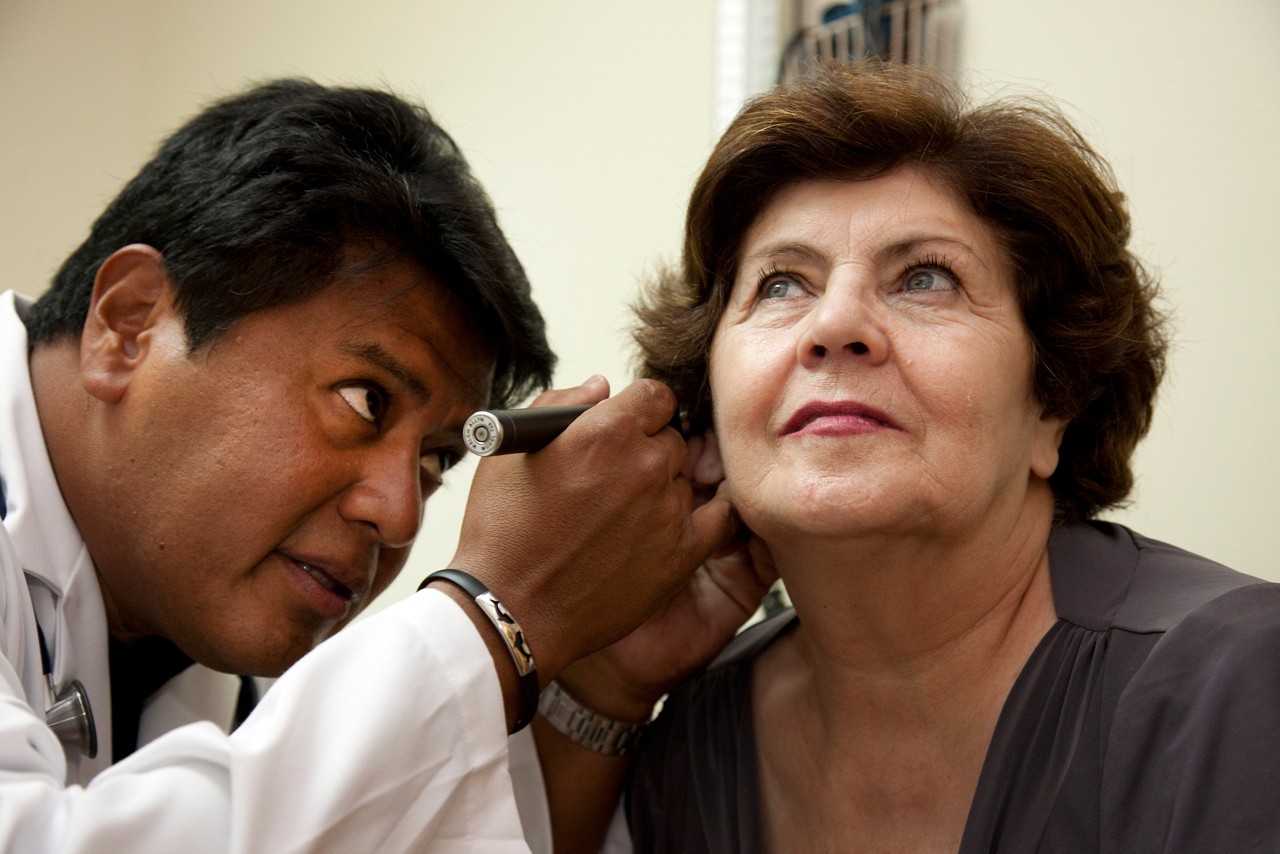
[797,280,890,367]
[337,446,424,549]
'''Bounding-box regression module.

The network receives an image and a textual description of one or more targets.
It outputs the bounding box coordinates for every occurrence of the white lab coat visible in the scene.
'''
[0,290,550,852]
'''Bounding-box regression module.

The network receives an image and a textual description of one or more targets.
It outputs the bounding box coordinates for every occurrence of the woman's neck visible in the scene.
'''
[760,480,1059,729]
[751,485,1060,852]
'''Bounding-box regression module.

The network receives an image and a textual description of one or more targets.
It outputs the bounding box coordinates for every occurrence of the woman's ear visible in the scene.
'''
[692,427,726,485]
[79,244,174,403]
[1030,413,1068,480]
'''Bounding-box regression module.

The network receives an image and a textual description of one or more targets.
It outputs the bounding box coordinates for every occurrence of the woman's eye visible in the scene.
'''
[903,267,957,293]
[761,276,802,300]
[338,385,387,424]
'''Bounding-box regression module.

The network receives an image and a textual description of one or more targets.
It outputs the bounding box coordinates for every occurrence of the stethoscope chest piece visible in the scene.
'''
[45,678,97,758]
[36,624,98,759]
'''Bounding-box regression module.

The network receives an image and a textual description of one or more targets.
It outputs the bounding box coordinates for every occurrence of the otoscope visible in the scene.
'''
[463,404,684,456]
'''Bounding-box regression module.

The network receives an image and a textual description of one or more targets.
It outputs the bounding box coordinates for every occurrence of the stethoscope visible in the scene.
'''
[36,623,97,758]
[2,479,99,758]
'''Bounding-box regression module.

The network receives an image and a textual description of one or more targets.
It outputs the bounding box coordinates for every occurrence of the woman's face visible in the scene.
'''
[708,168,1064,543]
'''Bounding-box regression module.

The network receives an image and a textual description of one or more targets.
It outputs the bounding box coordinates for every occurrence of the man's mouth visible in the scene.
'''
[298,562,356,601]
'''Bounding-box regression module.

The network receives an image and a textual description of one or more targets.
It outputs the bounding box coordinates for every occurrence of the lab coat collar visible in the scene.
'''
[0,292,89,596]
[0,289,114,780]
[0,294,90,594]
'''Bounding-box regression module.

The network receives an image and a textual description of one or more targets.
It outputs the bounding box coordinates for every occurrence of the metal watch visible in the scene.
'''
[537,680,648,757]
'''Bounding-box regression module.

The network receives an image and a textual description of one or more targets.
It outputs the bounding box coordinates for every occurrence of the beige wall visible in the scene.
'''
[956,0,1280,579]
[3,0,1278,611]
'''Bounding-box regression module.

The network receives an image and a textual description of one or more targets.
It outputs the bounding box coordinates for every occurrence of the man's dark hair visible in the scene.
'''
[25,78,553,407]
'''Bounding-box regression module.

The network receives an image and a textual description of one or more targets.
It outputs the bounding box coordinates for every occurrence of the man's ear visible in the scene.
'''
[80,244,176,404]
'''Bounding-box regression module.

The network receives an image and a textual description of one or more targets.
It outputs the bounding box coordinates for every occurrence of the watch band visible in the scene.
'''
[421,569,539,732]
[537,679,648,757]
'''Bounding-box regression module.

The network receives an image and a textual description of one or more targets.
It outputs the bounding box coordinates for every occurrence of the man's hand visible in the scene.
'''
[523,427,778,854]
[444,376,739,684]
[550,429,778,721]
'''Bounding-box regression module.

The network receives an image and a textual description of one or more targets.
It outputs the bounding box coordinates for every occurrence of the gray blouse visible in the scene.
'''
[624,522,1280,852]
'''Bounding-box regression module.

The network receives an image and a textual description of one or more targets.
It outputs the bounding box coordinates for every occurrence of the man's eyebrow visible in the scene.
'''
[341,342,430,402]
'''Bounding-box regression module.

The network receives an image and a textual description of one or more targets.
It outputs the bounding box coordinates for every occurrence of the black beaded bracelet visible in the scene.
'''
[419,569,540,732]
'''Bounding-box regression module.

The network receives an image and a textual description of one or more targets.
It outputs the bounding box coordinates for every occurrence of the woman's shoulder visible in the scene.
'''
[1099,579,1280,849]
[1048,520,1273,633]
[998,525,1280,849]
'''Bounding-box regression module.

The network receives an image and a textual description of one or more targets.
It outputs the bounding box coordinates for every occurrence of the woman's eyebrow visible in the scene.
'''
[741,240,826,267]
[875,235,985,268]
[341,341,431,402]
[875,234,972,257]
[744,234,981,263]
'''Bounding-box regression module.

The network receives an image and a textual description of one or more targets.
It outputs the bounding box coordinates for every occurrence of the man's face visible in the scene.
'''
[90,261,494,675]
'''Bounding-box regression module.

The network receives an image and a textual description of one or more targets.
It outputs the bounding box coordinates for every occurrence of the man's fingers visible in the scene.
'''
[607,378,680,438]
[687,491,740,568]
[702,551,775,621]
[526,374,611,409]
[743,535,780,589]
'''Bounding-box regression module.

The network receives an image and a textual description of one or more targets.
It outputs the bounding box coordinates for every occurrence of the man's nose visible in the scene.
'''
[336,445,424,548]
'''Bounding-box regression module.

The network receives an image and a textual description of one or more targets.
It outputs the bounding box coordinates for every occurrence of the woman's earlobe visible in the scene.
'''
[693,427,726,484]
[79,245,173,403]
[1030,415,1068,480]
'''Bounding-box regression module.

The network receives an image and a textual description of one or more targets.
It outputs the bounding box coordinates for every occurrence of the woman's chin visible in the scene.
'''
[741,495,900,543]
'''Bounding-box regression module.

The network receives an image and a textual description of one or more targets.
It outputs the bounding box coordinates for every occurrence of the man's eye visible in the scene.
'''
[338,385,386,424]
[421,450,459,487]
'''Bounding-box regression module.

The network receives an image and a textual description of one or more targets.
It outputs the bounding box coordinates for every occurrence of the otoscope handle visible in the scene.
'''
[463,403,684,456]
[463,405,593,456]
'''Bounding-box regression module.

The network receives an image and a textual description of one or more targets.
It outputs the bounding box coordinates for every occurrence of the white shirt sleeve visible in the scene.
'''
[507,725,552,854]
[0,588,533,853]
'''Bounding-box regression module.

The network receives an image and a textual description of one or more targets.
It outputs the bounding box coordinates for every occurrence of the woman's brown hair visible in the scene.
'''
[635,62,1168,524]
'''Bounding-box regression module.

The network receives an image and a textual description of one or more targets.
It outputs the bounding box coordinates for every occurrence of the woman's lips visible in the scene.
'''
[782,401,898,437]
